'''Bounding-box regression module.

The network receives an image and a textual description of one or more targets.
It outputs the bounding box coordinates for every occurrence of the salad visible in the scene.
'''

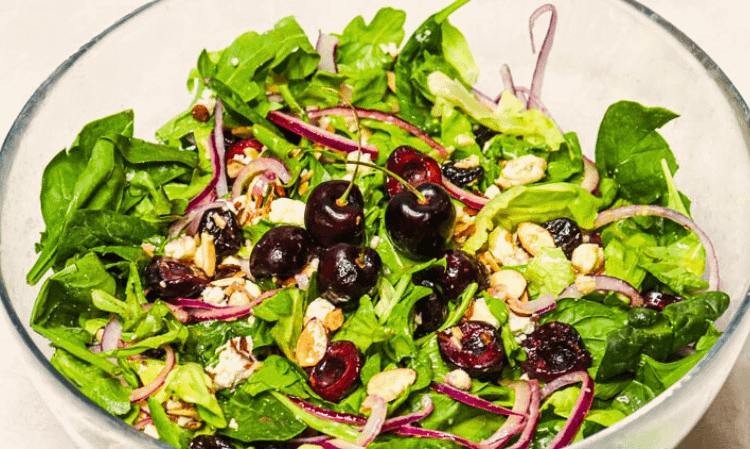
[26,1,729,448]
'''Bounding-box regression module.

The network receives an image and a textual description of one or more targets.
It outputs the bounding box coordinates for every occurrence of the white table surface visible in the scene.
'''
[1,0,749,447]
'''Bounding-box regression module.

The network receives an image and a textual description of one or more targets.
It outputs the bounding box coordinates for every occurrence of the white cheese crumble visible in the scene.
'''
[206,336,259,390]
[268,198,306,226]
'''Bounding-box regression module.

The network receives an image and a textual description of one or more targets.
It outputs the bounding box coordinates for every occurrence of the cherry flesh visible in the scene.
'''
[144,256,209,300]
[304,180,365,247]
[309,340,364,402]
[385,145,442,198]
[521,321,592,382]
[249,226,312,279]
[438,320,505,378]
[317,243,382,310]
[197,206,244,259]
[385,182,456,260]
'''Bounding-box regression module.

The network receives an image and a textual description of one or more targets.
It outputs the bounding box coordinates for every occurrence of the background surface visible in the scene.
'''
[0,0,748,447]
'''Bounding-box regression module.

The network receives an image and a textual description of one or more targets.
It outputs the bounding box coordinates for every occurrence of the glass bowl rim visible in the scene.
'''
[1,0,749,447]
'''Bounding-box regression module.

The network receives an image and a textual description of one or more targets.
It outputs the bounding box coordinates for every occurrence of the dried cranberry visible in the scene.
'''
[642,291,684,311]
[473,124,497,148]
[197,207,244,259]
[144,256,209,300]
[188,434,234,449]
[521,321,592,382]
[309,341,363,402]
[542,218,583,258]
[385,146,442,198]
[441,161,484,187]
[438,321,505,377]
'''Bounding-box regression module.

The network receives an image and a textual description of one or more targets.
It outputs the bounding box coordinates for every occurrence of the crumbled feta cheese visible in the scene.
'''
[228,418,239,430]
[202,286,227,306]
[143,424,159,439]
[230,56,240,67]
[370,235,380,249]
[268,198,306,226]
[508,311,535,337]
[343,150,373,181]
[164,235,197,262]
[484,184,501,199]
[206,336,259,390]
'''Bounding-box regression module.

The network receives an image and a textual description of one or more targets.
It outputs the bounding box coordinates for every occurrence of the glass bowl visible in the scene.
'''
[2,0,750,448]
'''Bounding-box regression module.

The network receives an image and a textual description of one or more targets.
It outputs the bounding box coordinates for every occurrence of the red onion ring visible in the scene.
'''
[527,4,557,111]
[354,395,387,446]
[133,417,153,431]
[316,32,339,74]
[505,380,540,449]
[580,156,600,193]
[594,205,720,291]
[381,395,434,432]
[308,107,448,157]
[129,345,175,403]
[442,177,489,210]
[540,371,595,449]
[395,426,483,449]
[101,319,123,352]
[231,157,291,199]
[267,110,379,157]
[287,396,367,426]
[521,293,558,315]
[431,382,526,418]
[479,381,531,448]
[559,275,645,307]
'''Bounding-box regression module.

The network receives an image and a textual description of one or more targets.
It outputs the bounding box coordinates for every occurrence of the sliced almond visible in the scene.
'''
[516,222,555,257]
[295,318,328,368]
[366,368,417,402]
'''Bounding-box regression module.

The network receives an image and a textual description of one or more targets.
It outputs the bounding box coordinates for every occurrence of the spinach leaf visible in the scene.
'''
[51,349,132,416]
[662,291,728,351]
[333,296,394,351]
[218,390,305,442]
[252,288,306,360]
[595,101,679,204]
[242,355,310,398]
[336,7,406,74]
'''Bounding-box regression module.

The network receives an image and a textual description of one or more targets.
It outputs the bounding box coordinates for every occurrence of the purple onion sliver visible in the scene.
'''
[130,346,175,403]
[395,426,483,449]
[526,4,558,111]
[594,205,720,291]
[499,64,517,101]
[442,177,489,210]
[101,318,123,352]
[506,380,540,449]
[479,381,530,448]
[268,110,378,157]
[580,157,600,193]
[542,372,595,449]
[307,107,448,157]
[287,396,367,426]
[559,275,644,307]
[231,157,291,199]
[382,395,434,431]
[431,382,526,418]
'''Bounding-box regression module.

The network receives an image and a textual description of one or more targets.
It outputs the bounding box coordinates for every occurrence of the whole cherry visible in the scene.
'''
[317,243,382,309]
[385,182,456,260]
[385,145,442,197]
[304,180,365,247]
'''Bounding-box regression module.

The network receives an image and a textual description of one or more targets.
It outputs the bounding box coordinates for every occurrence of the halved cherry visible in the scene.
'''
[309,340,364,402]
[385,145,442,198]
[226,138,262,163]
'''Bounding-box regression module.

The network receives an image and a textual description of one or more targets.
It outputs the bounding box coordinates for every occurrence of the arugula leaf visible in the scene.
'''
[336,7,406,74]
[333,296,394,351]
[595,101,679,204]
[218,390,305,442]
[147,397,191,448]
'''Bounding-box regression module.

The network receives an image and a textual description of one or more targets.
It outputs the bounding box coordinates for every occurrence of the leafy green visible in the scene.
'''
[218,390,306,442]
[525,247,576,296]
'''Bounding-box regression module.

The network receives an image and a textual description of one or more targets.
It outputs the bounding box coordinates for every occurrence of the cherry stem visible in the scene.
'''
[307,148,428,203]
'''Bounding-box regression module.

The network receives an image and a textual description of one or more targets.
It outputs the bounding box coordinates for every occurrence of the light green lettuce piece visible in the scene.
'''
[463,183,600,254]
[525,247,576,297]
[427,71,564,150]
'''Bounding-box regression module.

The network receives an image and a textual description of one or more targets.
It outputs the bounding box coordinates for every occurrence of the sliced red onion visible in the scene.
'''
[89,344,102,354]
[231,157,291,199]
[171,298,223,310]
[308,107,448,157]
[559,275,644,307]
[503,380,540,449]
[287,396,367,426]
[168,199,230,238]
[580,156,600,193]
[381,395,434,432]
[395,426,483,449]
[526,4,557,111]
[189,303,254,322]
[267,110,378,157]
[479,381,531,448]
[431,382,526,418]
[129,345,175,403]
[316,32,339,73]
[161,302,190,323]
[473,87,499,112]
[442,177,489,210]
[499,64,517,100]
[133,417,153,431]
[213,99,228,198]
[540,371,595,449]
[522,293,558,315]
[354,395,387,446]
[595,205,720,291]
[101,319,123,352]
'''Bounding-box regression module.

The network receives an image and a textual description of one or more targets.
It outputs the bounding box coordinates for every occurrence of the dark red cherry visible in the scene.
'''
[521,321,592,382]
[441,249,488,300]
[642,291,684,311]
[437,321,505,377]
[197,206,243,259]
[304,180,365,247]
[144,256,209,300]
[249,226,312,279]
[317,243,382,310]
[385,182,456,260]
[188,435,234,449]
[385,145,442,197]
[309,341,364,402]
